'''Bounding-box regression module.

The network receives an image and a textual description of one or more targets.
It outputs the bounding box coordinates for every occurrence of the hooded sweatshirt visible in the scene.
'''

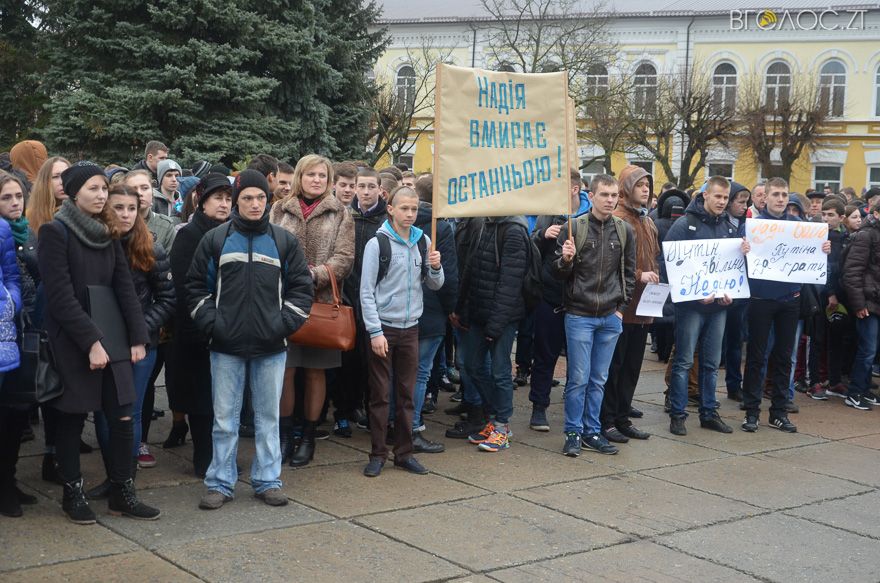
[360,221,444,337]
[9,140,48,184]
[616,164,659,324]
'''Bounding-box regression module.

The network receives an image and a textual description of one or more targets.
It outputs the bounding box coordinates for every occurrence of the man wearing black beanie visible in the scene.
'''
[186,168,313,510]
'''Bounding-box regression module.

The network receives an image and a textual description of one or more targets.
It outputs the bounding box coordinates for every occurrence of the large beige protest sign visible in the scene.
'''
[432,64,571,218]
[745,218,828,284]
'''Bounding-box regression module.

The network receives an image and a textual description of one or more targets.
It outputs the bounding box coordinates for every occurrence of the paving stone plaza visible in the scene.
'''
[2,351,879,582]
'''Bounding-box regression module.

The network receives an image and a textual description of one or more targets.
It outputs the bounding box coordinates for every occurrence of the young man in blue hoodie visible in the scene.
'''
[360,186,444,477]
[742,177,831,433]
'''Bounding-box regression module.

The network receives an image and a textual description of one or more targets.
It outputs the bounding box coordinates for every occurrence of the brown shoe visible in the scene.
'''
[199,490,232,510]
[255,488,288,507]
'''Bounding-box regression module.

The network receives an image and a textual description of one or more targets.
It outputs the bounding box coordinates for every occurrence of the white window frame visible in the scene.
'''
[633,63,658,115]
[579,158,605,186]
[765,61,791,109]
[875,65,880,117]
[631,160,653,175]
[818,60,846,118]
[395,153,414,169]
[707,162,734,181]
[395,64,416,111]
[868,166,880,189]
[759,162,784,183]
[712,63,737,115]
[813,164,842,193]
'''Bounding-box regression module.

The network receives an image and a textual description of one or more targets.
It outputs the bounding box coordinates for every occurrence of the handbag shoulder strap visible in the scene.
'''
[322,265,341,305]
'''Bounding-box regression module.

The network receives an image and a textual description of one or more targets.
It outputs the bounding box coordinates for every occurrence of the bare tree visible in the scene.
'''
[737,69,827,183]
[627,63,738,189]
[477,0,618,99]
[365,43,452,166]
[577,74,637,175]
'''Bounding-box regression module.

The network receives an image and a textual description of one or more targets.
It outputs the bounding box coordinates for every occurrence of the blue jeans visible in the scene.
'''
[412,335,445,431]
[850,314,879,397]
[206,351,285,497]
[669,307,726,420]
[563,313,622,435]
[95,347,157,457]
[460,322,517,425]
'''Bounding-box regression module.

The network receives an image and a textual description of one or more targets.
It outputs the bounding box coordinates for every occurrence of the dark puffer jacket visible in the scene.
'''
[457,216,529,339]
[343,196,387,311]
[553,213,636,318]
[653,189,690,245]
[842,216,880,316]
[825,227,848,302]
[125,240,176,348]
[415,203,458,338]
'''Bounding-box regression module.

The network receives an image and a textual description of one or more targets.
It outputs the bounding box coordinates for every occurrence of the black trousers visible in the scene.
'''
[601,323,649,428]
[55,371,133,484]
[335,326,371,421]
[528,301,565,409]
[0,406,29,486]
[743,298,799,417]
[515,310,535,372]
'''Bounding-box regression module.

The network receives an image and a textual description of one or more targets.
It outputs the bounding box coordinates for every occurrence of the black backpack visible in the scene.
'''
[496,222,543,310]
[376,231,428,284]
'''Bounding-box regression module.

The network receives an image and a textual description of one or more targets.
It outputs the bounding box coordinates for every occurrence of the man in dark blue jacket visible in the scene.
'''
[663,177,748,436]
[187,170,313,510]
[742,177,830,433]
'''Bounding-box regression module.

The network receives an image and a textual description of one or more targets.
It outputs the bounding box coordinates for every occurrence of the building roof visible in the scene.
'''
[376,0,880,23]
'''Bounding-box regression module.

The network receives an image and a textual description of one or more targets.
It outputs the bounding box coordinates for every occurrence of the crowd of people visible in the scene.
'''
[0,139,878,523]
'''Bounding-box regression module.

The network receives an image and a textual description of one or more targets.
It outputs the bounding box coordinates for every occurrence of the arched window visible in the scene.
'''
[633,63,657,113]
[819,60,846,117]
[765,61,791,109]
[712,63,737,114]
[586,64,609,99]
[497,62,516,73]
[395,65,416,111]
[875,65,880,117]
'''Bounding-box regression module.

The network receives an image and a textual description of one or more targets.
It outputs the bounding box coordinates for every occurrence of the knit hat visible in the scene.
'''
[191,160,212,178]
[61,161,106,199]
[197,173,232,210]
[210,163,231,176]
[177,176,200,200]
[157,159,183,188]
[232,169,271,206]
[104,166,129,181]
[807,190,826,200]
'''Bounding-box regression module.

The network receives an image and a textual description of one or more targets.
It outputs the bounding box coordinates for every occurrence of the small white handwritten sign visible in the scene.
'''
[662,238,750,303]
[636,283,670,317]
[745,219,827,284]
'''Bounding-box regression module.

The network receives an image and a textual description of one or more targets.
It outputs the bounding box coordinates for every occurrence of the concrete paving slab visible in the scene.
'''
[660,513,880,583]
[358,494,628,572]
[278,461,486,518]
[491,540,761,582]
[601,434,729,471]
[842,434,880,450]
[636,419,826,455]
[97,482,330,550]
[160,520,467,583]
[645,456,870,510]
[757,441,880,487]
[0,500,138,573]
[787,490,880,539]
[425,439,617,492]
[790,401,880,440]
[446,575,499,583]
[515,473,759,536]
[2,551,201,582]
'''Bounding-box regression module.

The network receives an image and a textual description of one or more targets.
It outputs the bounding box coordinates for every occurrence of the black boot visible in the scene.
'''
[86,479,111,500]
[445,405,487,439]
[108,479,160,520]
[62,478,96,525]
[0,481,22,517]
[289,421,316,468]
[162,420,189,449]
[279,416,294,464]
[41,453,64,485]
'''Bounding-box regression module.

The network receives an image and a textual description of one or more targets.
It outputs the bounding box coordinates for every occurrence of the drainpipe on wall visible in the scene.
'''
[680,15,696,182]
[471,26,477,67]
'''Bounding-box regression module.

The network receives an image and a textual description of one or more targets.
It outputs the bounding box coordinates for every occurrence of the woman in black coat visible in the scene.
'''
[165,173,231,477]
[36,162,159,524]
[89,183,175,498]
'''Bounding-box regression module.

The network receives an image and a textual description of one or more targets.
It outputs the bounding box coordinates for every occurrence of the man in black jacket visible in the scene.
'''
[187,170,313,510]
[554,174,636,457]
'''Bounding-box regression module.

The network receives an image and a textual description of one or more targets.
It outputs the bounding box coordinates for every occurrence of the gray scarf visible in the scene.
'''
[55,199,112,249]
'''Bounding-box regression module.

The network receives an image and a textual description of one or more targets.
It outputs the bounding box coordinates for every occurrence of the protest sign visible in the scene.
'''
[745,219,828,284]
[432,64,571,218]
[635,283,670,317]
[662,238,750,303]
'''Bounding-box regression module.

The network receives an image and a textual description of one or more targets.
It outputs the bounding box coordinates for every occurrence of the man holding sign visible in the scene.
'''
[662,177,749,436]
[742,178,831,433]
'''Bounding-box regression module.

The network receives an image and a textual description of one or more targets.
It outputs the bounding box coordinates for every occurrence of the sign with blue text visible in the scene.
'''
[745,219,828,284]
[662,238,750,303]
[432,64,571,218]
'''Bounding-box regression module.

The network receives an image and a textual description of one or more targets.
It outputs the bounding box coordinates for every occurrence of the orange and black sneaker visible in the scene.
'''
[477,429,510,452]
[467,421,495,444]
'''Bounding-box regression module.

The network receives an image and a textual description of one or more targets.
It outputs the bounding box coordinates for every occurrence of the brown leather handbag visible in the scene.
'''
[289,265,356,351]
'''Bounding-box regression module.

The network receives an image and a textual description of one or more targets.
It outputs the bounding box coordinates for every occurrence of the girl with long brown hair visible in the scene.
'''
[26,156,70,236]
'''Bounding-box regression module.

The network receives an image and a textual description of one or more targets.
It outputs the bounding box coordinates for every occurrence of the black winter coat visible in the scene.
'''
[842,217,880,316]
[415,204,458,337]
[825,228,847,301]
[187,209,313,358]
[37,221,149,414]
[14,228,39,319]
[343,196,387,312]
[457,216,528,339]
[125,240,175,348]
[532,215,567,308]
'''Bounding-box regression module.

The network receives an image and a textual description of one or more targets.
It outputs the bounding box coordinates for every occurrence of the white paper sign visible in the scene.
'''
[745,219,828,284]
[635,283,670,317]
[662,238,750,303]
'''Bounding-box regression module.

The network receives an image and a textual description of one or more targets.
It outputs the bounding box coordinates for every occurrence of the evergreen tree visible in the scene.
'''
[0,0,48,149]
[38,0,297,164]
